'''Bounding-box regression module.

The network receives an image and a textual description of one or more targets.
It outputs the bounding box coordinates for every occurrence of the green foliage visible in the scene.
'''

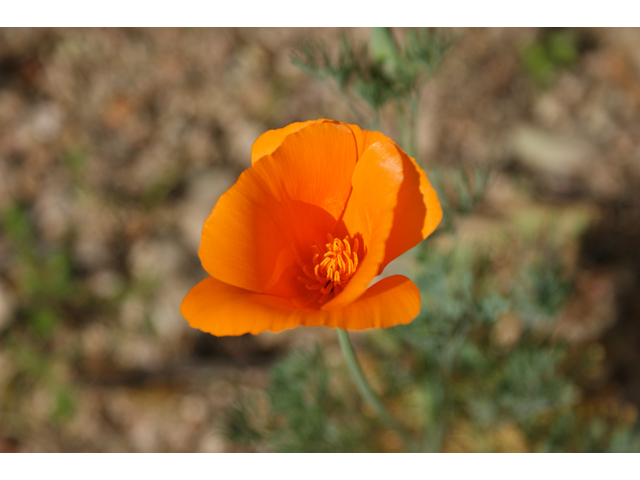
[51,387,77,423]
[512,253,572,329]
[428,166,494,232]
[1,204,75,339]
[388,242,580,449]
[225,346,379,452]
[62,145,87,177]
[1,202,96,428]
[399,246,504,363]
[522,30,579,87]
[292,28,454,139]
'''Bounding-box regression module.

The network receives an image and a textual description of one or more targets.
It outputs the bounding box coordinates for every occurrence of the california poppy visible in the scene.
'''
[181,119,442,336]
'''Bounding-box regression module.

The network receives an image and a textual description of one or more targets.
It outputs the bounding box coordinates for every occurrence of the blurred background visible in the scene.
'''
[0,27,639,452]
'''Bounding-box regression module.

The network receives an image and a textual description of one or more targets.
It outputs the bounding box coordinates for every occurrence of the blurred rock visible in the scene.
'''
[533,93,568,129]
[184,126,219,168]
[508,124,619,197]
[87,269,122,299]
[128,238,187,281]
[509,124,595,178]
[32,181,73,242]
[66,390,106,450]
[580,94,618,142]
[178,169,237,252]
[225,118,264,169]
[32,103,65,144]
[29,387,53,423]
[163,417,196,453]
[0,91,23,125]
[72,195,118,269]
[119,295,146,330]
[114,334,163,370]
[129,413,159,452]
[150,277,192,340]
[130,146,175,194]
[81,323,109,360]
[555,73,587,109]
[178,395,208,426]
[198,431,227,453]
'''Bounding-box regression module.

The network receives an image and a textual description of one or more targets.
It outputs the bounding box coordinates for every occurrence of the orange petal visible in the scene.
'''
[378,148,443,273]
[348,124,442,269]
[346,123,393,160]
[200,122,358,298]
[251,119,336,165]
[323,140,406,311]
[181,275,421,336]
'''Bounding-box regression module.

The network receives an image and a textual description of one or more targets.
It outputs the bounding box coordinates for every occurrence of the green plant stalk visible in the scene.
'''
[337,329,413,449]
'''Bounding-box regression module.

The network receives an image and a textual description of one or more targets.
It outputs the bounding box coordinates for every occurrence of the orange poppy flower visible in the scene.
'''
[181,119,442,336]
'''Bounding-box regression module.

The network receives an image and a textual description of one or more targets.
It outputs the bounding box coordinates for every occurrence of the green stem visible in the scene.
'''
[337,329,413,449]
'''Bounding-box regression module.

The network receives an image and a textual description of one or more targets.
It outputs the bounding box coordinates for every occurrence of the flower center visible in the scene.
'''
[297,233,359,304]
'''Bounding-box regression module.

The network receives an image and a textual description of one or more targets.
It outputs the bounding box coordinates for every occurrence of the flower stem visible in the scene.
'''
[337,329,412,448]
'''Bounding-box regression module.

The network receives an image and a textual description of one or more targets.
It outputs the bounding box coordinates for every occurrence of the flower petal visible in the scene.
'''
[323,140,406,310]
[346,123,392,160]
[200,122,358,298]
[347,124,443,271]
[378,148,443,273]
[251,119,336,165]
[181,275,421,336]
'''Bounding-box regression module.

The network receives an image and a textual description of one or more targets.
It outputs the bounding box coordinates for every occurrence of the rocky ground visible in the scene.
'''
[0,27,639,452]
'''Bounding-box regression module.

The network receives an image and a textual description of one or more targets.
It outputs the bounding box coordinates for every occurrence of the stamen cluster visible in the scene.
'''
[298,233,359,303]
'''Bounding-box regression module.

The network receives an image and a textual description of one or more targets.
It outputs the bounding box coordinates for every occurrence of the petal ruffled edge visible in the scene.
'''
[346,123,392,160]
[251,119,337,165]
[181,275,421,336]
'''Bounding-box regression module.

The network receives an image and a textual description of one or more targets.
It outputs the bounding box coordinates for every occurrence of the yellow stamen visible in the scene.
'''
[297,234,361,304]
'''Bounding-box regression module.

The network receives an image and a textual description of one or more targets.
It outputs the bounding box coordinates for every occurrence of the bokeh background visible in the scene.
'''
[1,27,639,452]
